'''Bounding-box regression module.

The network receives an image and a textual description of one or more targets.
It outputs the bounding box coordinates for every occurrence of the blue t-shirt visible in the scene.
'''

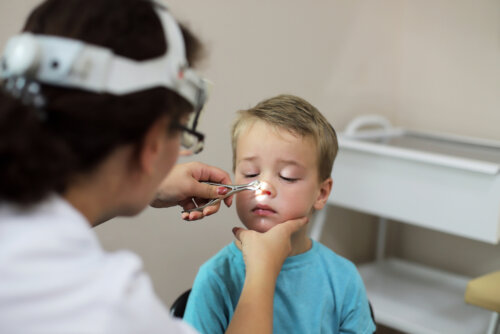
[184,240,375,334]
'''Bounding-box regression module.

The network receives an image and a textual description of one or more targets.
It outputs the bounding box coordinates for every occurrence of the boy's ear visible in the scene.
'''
[138,116,169,175]
[313,177,333,210]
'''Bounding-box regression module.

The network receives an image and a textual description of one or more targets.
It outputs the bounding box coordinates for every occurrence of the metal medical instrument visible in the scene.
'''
[183,180,262,213]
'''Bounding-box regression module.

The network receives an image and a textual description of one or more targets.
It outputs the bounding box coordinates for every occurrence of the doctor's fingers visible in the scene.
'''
[191,182,233,208]
[180,198,223,221]
[272,217,309,237]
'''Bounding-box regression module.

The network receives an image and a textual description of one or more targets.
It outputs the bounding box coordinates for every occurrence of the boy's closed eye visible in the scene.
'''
[280,175,299,182]
[279,166,303,183]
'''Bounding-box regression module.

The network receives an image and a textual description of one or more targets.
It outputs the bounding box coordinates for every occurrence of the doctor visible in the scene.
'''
[0,0,307,333]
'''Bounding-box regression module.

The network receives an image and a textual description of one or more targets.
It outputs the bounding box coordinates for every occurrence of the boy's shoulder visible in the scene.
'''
[314,240,355,265]
[198,242,244,276]
[312,240,361,278]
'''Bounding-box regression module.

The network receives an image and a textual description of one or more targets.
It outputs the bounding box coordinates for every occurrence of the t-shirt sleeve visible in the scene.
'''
[183,266,232,334]
[339,268,376,334]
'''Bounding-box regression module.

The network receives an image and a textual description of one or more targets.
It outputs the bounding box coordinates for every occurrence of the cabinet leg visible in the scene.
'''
[487,312,499,334]
[376,217,387,261]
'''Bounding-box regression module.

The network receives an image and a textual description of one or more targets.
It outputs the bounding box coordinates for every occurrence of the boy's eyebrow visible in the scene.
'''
[277,159,306,168]
[239,157,300,164]
[237,157,306,169]
[239,156,259,162]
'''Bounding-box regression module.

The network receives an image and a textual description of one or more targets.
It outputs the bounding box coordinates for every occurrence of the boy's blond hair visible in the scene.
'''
[231,94,338,181]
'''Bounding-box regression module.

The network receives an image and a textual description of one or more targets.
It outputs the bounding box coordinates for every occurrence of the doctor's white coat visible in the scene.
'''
[0,196,198,334]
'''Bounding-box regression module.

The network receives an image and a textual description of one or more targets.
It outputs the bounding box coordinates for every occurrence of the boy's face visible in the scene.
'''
[234,120,332,233]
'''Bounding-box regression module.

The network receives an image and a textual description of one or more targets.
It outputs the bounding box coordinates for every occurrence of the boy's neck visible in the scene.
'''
[289,226,312,256]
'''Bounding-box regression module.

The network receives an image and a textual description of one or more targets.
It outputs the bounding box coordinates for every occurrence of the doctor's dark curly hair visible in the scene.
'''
[0,0,203,205]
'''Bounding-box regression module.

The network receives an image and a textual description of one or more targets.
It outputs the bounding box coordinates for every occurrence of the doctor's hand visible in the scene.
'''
[226,217,309,334]
[232,217,309,278]
[150,162,233,220]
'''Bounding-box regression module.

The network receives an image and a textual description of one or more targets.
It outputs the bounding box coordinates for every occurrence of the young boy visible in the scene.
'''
[183,95,376,334]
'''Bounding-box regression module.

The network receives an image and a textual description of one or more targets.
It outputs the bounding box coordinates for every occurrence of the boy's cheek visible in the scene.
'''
[234,195,251,218]
[280,202,317,222]
[234,192,249,208]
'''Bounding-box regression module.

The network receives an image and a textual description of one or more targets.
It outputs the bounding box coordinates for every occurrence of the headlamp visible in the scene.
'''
[0,4,208,154]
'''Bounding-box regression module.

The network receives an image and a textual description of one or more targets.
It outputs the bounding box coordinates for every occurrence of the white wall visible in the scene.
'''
[2,2,499,326]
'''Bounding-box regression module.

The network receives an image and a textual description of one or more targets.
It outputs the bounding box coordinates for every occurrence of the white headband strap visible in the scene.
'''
[0,6,206,111]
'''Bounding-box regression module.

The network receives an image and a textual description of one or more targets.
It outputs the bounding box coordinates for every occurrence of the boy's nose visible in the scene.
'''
[257,180,275,198]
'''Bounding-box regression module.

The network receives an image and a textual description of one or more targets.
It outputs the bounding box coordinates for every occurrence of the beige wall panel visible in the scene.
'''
[2,3,499,330]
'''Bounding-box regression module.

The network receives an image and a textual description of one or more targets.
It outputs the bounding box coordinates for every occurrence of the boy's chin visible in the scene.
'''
[243,218,281,233]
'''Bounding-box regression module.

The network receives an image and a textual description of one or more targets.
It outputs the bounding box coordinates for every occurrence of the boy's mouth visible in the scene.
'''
[252,204,276,216]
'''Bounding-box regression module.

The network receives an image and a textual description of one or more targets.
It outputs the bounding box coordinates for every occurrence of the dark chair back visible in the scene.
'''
[170,289,192,318]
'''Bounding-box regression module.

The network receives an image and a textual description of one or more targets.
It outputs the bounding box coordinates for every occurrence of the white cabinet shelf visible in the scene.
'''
[334,128,500,244]
[311,116,500,333]
[359,258,489,334]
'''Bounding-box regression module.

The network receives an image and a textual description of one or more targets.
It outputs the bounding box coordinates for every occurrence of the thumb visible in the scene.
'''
[195,183,229,200]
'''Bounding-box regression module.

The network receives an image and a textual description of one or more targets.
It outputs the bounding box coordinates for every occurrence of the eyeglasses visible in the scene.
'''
[176,78,212,155]
[177,122,205,155]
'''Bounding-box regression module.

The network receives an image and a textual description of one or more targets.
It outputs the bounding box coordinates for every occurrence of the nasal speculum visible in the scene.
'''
[183,180,263,213]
